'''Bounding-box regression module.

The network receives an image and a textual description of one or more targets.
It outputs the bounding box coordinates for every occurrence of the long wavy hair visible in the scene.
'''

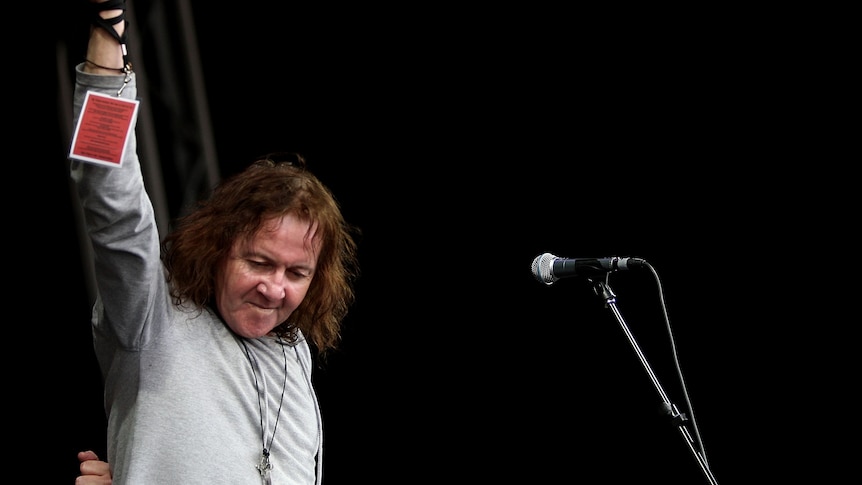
[161,153,360,358]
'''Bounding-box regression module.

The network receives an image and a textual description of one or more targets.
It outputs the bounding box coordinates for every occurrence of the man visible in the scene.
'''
[71,1,359,483]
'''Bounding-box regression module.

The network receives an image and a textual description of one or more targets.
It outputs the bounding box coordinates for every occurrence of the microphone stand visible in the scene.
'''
[588,277,719,485]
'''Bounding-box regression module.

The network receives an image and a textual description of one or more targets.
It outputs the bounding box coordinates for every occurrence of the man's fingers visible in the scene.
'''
[78,450,100,462]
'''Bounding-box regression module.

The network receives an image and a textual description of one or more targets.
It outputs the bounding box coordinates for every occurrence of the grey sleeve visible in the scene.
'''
[70,64,168,350]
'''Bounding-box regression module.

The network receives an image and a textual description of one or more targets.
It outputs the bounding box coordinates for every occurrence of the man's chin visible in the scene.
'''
[235,327,275,339]
[229,315,278,339]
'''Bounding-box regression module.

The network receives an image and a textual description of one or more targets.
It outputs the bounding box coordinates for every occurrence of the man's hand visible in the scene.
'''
[76,450,112,485]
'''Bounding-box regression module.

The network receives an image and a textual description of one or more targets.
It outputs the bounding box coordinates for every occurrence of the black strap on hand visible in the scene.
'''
[89,0,132,72]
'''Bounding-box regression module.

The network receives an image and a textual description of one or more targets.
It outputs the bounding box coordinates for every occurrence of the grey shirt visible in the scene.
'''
[71,64,323,485]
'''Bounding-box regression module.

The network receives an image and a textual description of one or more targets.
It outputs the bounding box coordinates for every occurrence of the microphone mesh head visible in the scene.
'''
[531,253,558,285]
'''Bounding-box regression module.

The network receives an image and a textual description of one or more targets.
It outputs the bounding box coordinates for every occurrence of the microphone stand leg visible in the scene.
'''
[589,278,719,485]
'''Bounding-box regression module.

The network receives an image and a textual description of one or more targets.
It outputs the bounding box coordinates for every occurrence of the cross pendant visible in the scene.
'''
[257,448,273,482]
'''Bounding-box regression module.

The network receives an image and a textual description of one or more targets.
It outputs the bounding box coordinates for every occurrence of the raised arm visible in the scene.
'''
[71,0,167,350]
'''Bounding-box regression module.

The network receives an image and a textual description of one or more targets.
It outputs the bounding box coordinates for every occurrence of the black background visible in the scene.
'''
[34,1,824,483]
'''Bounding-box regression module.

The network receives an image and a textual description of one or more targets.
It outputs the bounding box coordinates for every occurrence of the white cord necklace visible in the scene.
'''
[239,337,289,485]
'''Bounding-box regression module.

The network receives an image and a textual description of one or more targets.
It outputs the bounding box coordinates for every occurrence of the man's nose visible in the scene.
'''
[257,278,286,300]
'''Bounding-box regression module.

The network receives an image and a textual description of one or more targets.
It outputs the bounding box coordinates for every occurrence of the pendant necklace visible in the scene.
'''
[240,336,289,485]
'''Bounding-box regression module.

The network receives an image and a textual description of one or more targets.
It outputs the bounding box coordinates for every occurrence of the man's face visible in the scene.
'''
[216,213,320,338]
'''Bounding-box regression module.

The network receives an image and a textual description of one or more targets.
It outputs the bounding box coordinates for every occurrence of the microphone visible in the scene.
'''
[531,253,646,285]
